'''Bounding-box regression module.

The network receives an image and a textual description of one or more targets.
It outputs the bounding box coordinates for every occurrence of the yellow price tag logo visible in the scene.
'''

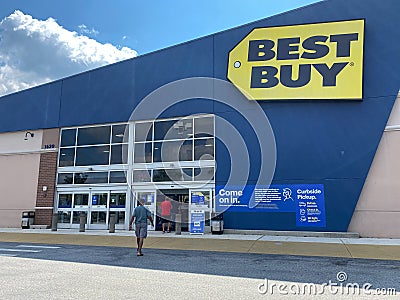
[227,20,364,100]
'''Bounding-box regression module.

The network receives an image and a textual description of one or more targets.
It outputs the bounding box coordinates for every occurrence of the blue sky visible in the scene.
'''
[0,0,321,96]
[0,0,321,54]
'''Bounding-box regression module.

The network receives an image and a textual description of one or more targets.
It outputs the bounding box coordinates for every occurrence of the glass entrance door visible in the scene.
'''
[189,189,213,233]
[72,193,90,228]
[135,191,156,230]
[157,189,189,232]
[88,191,108,229]
[57,192,90,229]
[57,190,127,230]
[110,192,127,230]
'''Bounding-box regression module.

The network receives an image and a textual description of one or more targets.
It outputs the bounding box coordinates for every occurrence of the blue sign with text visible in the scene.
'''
[191,194,205,205]
[295,187,326,227]
[215,184,326,227]
[92,195,98,205]
[190,210,205,234]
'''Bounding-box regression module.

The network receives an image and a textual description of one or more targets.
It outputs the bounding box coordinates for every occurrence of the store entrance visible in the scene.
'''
[156,189,189,232]
[133,186,214,232]
[56,189,127,230]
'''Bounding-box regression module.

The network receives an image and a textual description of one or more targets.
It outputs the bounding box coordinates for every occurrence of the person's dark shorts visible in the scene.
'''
[135,222,148,238]
[161,215,171,224]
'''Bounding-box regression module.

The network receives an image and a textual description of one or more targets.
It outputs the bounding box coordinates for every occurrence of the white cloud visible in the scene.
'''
[0,10,137,97]
[78,24,99,36]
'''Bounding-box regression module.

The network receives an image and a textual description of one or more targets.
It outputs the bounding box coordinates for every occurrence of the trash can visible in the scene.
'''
[21,211,35,229]
[211,213,223,235]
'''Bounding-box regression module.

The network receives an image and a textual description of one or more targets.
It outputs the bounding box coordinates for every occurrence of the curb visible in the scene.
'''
[0,231,399,261]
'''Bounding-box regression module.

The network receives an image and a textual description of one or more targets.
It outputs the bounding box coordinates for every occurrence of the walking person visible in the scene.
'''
[129,200,154,256]
[161,197,173,233]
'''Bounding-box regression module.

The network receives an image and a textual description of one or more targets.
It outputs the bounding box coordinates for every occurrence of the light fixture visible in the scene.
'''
[42,185,48,197]
[24,131,34,140]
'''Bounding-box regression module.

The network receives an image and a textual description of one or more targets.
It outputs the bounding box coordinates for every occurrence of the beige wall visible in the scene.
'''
[349,94,400,237]
[0,130,42,154]
[0,130,43,227]
[41,128,59,149]
[0,154,40,227]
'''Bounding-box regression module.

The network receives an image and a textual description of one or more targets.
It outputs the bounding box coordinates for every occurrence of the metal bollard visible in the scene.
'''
[79,213,86,232]
[109,214,116,233]
[175,213,181,235]
[51,213,58,231]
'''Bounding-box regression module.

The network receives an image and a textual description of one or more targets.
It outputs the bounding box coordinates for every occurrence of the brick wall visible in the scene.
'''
[35,151,58,225]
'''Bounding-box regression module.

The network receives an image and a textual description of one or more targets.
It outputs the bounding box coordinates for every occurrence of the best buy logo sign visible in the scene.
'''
[227,20,364,100]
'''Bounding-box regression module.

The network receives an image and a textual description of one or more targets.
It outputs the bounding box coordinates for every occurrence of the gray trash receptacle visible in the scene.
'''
[211,213,223,235]
[21,211,35,229]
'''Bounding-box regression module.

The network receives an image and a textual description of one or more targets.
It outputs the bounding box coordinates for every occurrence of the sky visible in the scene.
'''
[0,0,321,97]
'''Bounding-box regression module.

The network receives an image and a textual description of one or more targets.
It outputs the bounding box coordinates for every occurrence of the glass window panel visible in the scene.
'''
[58,211,71,224]
[57,173,73,184]
[109,171,127,183]
[133,170,151,182]
[110,144,127,164]
[58,194,72,208]
[112,124,128,143]
[60,129,76,147]
[154,119,193,140]
[153,169,169,182]
[134,142,152,163]
[136,192,154,205]
[74,194,89,207]
[92,193,108,206]
[194,167,215,181]
[75,145,110,166]
[191,191,211,209]
[74,172,108,184]
[117,211,125,224]
[194,138,214,160]
[183,168,193,180]
[135,122,153,142]
[74,173,88,184]
[77,126,111,146]
[179,140,193,161]
[91,212,107,224]
[194,117,214,138]
[59,148,75,167]
[153,168,192,182]
[153,140,192,162]
[110,193,126,208]
[72,211,86,224]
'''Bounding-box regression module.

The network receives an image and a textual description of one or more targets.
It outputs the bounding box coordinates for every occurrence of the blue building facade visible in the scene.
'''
[1,0,400,233]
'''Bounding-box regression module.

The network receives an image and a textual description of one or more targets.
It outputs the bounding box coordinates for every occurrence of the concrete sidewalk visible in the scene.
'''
[0,228,400,261]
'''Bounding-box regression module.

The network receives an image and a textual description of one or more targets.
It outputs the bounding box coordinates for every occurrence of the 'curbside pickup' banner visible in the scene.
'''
[216,184,326,227]
[227,20,364,100]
